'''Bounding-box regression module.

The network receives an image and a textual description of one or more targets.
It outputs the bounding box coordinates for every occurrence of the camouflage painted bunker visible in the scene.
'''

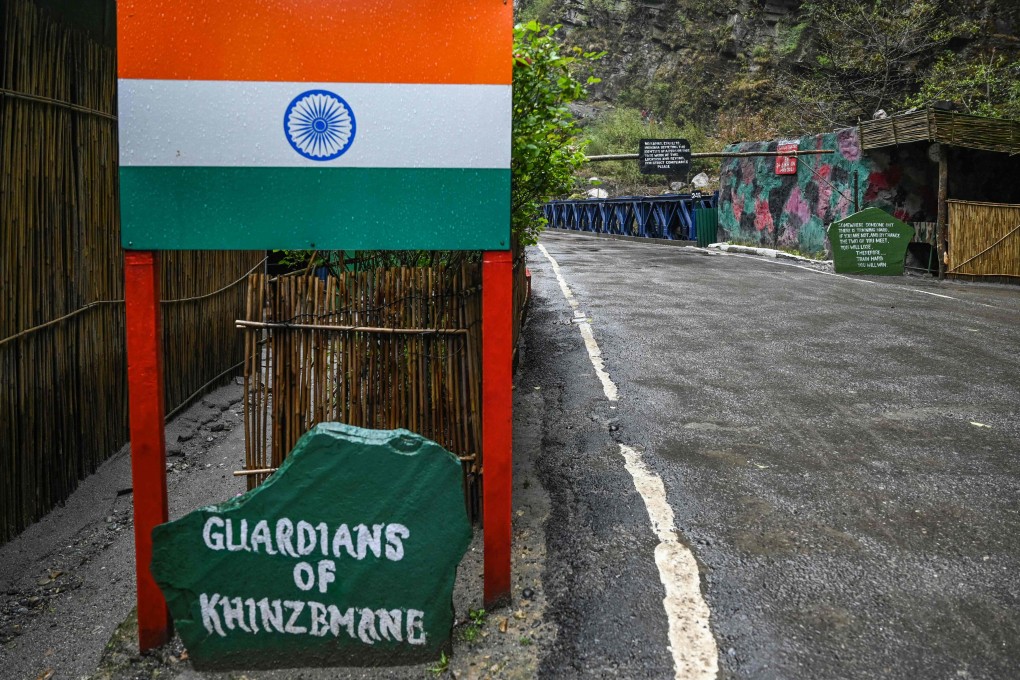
[718,109,1020,279]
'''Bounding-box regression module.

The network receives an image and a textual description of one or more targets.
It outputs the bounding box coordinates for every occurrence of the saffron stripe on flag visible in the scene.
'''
[118,80,511,169]
[119,166,510,251]
[117,0,512,85]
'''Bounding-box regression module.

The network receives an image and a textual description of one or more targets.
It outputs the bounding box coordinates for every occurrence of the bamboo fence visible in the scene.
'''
[946,200,1020,280]
[0,0,264,543]
[241,243,528,519]
[241,264,484,516]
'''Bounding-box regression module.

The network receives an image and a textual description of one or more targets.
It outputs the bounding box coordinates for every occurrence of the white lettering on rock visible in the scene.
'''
[296,520,317,556]
[284,600,308,634]
[293,562,315,591]
[407,609,426,645]
[200,593,225,636]
[276,518,298,557]
[250,520,277,554]
[197,593,430,646]
[385,524,410,561]
[309,601,329,637]
[317,559,336,593]
[202,516,225,551]
[355,524,384,560]
[332,524,356,558]
[358,608,380,644]
[203,517,411,561]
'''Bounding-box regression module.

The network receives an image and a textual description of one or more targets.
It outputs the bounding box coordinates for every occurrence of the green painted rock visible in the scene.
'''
[151,424,472,670]
[830,207,914,275]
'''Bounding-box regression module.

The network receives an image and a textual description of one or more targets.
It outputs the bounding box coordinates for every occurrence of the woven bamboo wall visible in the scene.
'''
[946,200,1020,280]
[242,244,528,519]
[0,0,264,543]
[242,265,484,516]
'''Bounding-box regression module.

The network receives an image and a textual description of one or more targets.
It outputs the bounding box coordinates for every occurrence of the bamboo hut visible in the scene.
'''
[860,109,1020,280]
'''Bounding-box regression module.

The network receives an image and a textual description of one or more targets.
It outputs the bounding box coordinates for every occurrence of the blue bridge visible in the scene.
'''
[543,193,719,242]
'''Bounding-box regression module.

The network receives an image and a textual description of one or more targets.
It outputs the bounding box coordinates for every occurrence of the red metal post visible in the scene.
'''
[124,251,172,649]
[482,250,514,608]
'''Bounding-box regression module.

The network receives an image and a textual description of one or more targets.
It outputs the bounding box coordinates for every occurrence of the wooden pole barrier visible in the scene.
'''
[584,149,836,162]
[482,250,514,608]
[124,251,172,649]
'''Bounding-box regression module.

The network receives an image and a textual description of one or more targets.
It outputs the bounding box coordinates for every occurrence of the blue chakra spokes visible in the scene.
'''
[284,90,356,161]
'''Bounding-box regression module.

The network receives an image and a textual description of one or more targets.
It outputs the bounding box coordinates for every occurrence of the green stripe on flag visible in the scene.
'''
[120,167,510,250]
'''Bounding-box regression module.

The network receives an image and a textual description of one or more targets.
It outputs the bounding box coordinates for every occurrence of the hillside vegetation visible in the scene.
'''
[518,0,1020,193]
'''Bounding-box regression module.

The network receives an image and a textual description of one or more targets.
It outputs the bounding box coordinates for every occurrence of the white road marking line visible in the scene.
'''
[724,252,1009,309]
[912,289,958,300]
[538,243,618,401]
[620,444,719,680]
[537,242,718,680]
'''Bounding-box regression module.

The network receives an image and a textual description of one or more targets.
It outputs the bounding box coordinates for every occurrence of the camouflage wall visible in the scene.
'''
[718,128,937,256]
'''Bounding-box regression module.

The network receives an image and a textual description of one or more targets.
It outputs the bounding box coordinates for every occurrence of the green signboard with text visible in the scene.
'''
[830,207,914,276]
[150,424,472,670]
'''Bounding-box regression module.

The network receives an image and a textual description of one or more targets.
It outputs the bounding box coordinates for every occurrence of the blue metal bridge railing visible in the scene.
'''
[543,193,719,241]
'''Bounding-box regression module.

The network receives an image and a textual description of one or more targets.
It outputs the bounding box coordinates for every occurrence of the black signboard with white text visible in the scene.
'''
[639,139,691,176]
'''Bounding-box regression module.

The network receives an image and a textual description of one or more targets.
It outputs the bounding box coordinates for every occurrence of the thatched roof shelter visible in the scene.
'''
[859,109,1020,154]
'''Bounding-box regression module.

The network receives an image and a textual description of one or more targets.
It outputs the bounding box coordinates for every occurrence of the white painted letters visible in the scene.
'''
[293,562,315,591]
[194,515,429,648]
[296,520,317,556]
[250,520,277,554]
[355,524,384,560]
[200,593,225,636]
[317,559,336,594]
[198,592,430,646]
[407,609,426,645]
[202,516,225,551]
[385,524,409,561]
[276,518,298,557]
[284,600,308,634]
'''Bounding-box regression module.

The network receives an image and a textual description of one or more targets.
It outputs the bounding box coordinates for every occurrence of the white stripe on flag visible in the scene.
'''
[118,80,510,169]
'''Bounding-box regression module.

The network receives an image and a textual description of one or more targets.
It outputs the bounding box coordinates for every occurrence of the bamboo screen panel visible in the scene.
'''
[1,0,264,543]
[242,265,484,517]
[947,200,1020,280]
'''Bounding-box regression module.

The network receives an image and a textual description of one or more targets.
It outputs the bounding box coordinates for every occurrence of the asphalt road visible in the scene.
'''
[524,231,1020,679]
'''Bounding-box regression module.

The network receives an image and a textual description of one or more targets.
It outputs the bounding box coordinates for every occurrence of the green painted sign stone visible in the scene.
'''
[151,424,472,670]
[830,207,914,275]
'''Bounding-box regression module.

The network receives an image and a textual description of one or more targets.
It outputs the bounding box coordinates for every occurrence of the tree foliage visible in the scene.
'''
[512,22,603,244]
[793,0,955,125]
[581,107,719,195]
[907,49,1020,119]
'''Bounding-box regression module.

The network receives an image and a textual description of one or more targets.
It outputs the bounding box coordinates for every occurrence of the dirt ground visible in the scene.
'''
[1,342,552,680]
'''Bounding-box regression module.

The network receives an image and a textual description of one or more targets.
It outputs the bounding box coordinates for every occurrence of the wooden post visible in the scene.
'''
[936,145,949,280]
[124,251,172,650]
[481,250,513,608]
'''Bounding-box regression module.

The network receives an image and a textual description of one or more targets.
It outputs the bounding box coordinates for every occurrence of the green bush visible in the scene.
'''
[512,22,603,243]
[907,51,1020,119]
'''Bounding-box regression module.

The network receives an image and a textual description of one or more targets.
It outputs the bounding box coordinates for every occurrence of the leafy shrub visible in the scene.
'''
[512,22,604,243]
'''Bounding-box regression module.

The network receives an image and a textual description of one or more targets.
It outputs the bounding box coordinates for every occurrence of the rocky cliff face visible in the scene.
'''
[519,0,1020,137]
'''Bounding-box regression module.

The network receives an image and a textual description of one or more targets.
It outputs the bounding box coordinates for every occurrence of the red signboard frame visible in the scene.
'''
[120,1,515,650]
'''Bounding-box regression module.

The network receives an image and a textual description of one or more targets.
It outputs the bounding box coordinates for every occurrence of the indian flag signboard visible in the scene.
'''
[117,1,512,251]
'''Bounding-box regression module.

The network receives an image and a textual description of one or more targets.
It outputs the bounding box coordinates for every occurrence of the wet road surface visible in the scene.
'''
[525,232,1020,679]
